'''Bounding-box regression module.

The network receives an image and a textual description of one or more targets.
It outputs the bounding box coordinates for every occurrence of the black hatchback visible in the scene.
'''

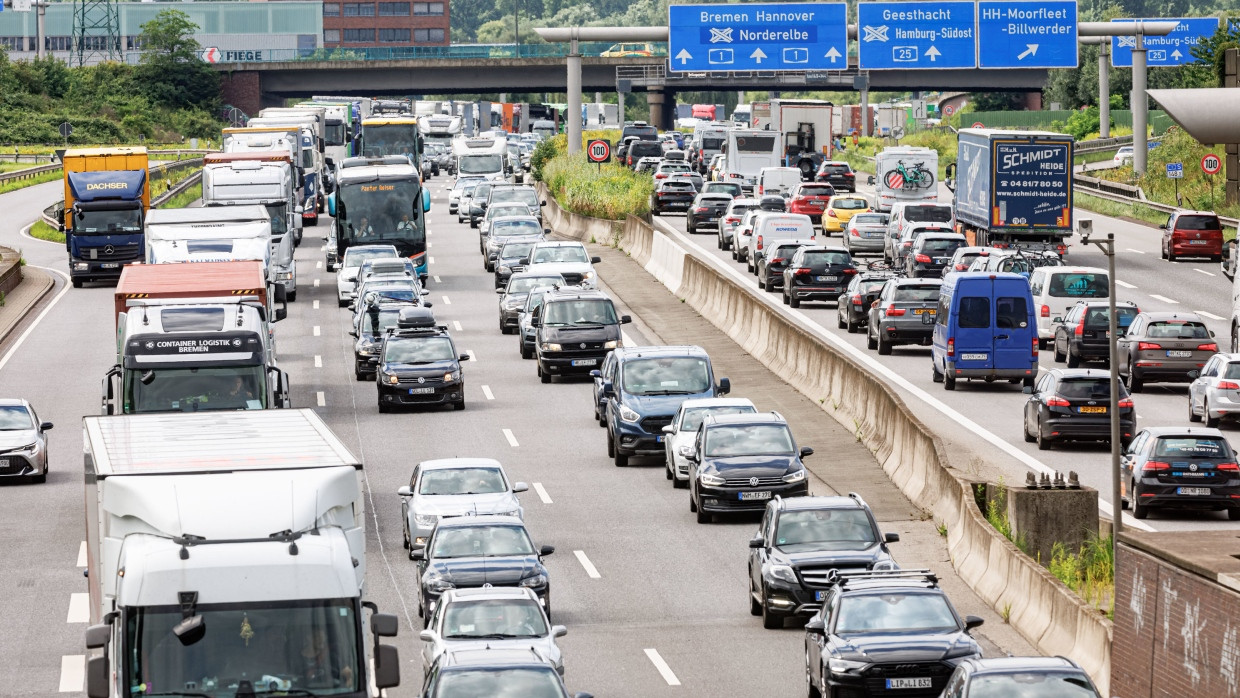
[836,272,898,333]
[1122,427,1240,520]
[687,193,733,233]
[906,233,967,278]
[1051,300,1140,367]
[651,180,698,214]
[1023,368,1135,450]
[781,246,857,308]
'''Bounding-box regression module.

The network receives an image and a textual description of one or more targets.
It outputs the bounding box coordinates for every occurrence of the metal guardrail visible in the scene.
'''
[0,163,61,187]
[1075,135,1134,156]
[1,150,212,189]
[1072,171,1240,229]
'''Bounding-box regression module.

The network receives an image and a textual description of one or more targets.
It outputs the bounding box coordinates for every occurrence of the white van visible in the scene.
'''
[747,213,816,273]
[1029,266,1110,346]
[757,167,802,198]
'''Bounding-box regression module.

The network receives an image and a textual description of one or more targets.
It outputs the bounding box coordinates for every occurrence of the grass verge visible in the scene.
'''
[540,155,652,220]
[1048,535,1115,618]
[29,220,65,244]
[160,182,202,210]
[0,169,61,195]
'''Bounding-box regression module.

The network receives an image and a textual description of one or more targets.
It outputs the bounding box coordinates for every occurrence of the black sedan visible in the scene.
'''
[780,245,856,308]
[835,272,896,333]
[411,515,555,623]
[687,193,733,233]
[650,180,698,215]
[1022,368,1135,450]
[1121,426,1240,520]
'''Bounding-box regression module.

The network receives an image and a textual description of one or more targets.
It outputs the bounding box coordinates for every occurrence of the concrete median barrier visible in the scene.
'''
[541,191,1112,693]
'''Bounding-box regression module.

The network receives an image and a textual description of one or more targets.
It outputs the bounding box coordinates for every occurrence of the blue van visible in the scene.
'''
[931,272,1038,391]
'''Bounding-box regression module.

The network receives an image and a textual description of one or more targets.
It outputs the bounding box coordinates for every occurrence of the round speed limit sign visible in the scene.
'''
[586,139,611,164]
[1202,153,1222,175]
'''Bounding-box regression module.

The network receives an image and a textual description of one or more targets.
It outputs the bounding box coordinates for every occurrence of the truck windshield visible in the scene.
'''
[74,207,142,234]
[459,154,503,175]
[325,121,347,146]
[338,179,425,258]
[264,203,288,235]
[123,365,267,413]
[125,598,362,697]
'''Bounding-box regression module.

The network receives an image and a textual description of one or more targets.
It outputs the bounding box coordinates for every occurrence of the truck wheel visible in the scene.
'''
[72,278,83,289]
[798,161,814,181]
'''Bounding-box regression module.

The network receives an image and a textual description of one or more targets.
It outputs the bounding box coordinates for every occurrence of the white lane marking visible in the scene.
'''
[316,260,323,269]
[453,320,463,331]
[467,349,477,363]
[66,593,90,624]
[313,299,320,310]
[1148,294,1179,304]
[622,330,636,346]
[427,241,433,249]
[314,355,323,368]
[313,278,321,287]
[19,221,61,246]
[0,265,70,373]
[655,220,1157,532]
[502,428,519,447]
[533,482,552,503]
[316,391,326,407]
[76,541,87,567]
[1126,248,1145,255]
[1194,268,1216,277]
[1115,280,1137,289]
[313,325,321,336]
[433,275,442,283]
[430,256,436,264]
[573,550,602,579]
[482,385,495,400]
[58,655,84,692]
[1196,310,1225,321]
[442,296,452,305]
[644,648,681,686]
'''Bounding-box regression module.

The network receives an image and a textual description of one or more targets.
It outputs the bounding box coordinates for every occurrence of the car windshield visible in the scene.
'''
[491,189,539,207]
[622,357,711,395]
[460,155,503,175]
[967,672,1098,697]
[836,593,958,633]
[430,524,536,559]
[418,467,507,495]
[904,206,953,223]
[500,242,537,260]
[921,238,964,255]
[361,308,403,335]
[704,424,795,457]
[492,221,544,238]
[893,285,941,302]
[1057,378,1114,399]
[442,599,548,640]
[543,299,617,326]
[1178,215,1221,231]
[509,277,562,294]
[343,247,397,268]
[1049,273,1108,298]
[802,251,851,266]
[833,198,869,210]
[681,405,756,432]
[1153,437,1229,458]
[531,246,588,264]
[0,406,33,430]
[1145,320,1210,339]
[775,508,877,551]
[432,668,563,697]
[385,337,455,363]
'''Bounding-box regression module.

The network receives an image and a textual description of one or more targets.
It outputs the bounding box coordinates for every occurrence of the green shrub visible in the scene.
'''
[541,154,653,220]
[1048,535,1114,615]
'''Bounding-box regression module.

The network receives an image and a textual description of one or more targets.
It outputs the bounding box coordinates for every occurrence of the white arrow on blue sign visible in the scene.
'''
[977,0,1079,69]
[1110,18,1220,68]
[857,2,977,69]
[668,3,848,72]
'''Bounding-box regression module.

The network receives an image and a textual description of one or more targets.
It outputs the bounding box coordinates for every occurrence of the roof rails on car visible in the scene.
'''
[826,568,939,588]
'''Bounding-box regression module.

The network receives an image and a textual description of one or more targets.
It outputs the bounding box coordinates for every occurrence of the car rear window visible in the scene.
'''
[1048,272,1108,298]
[1154,437,1229,458]
[1226,363,1240,380]
[851,214,886,225]
[1057,378,1113,399]
[1146,321,1210,339]
[904,206,953,223]
[630,142,664,157]
[1083,306,1138,328]
[820,164,851,175]
[799,185,835,197]
[833,198,869,210]
[996,296,1028,329]
[894,285,941,302]
[1176,215,1221,231]
[802,251,851,266]
[921,238,964,255]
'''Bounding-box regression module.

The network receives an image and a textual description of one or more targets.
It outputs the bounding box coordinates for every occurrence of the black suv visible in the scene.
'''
[905,233,967,278]
[781,245,857,307]
[687,192,733,234]
[1051,300,1140,367]
[815,161,857,192]
[804,570,984,698]
[748,494,899,629]
[836,270,899,334]
[651,179,698,214]
[686,411,813,524]
[533,288,630,383]
[376,308,470,412]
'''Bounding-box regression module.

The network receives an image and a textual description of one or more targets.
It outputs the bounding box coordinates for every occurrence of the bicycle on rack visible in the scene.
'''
[883,160,935,191]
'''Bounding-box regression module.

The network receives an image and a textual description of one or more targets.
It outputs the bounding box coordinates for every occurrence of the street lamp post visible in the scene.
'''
[1079,220,1123,538]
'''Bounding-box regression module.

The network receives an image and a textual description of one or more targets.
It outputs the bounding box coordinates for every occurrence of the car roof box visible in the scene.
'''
[397,306,437,328]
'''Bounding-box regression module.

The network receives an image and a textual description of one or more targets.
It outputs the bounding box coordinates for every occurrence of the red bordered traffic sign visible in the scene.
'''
[1202,153,1222,175]
[972,121,984,129]
[944,105,955,116]
[586,139,611,163]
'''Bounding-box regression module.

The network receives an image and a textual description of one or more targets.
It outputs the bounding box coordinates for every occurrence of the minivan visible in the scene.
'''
[757,167,803,198]
[1029,266,1109,347]
[747,213,816,274]
[932,272,1039,391]
[532,288,630,382]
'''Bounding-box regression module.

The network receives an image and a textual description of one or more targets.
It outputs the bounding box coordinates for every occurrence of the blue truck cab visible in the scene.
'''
[599,346,730,467]
[61,147,150,288]
[932,272,1039,391]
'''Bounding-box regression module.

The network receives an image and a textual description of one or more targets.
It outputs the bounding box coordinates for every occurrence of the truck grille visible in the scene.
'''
[89,243,142,262]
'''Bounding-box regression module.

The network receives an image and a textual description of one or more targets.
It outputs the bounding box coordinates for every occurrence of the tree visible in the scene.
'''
[135,10,220,112]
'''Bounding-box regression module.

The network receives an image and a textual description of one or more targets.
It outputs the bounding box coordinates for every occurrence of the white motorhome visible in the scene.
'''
[81,410,402,698]
[452,136,510,181]
[874,146,939,213]
[721,129,781,193]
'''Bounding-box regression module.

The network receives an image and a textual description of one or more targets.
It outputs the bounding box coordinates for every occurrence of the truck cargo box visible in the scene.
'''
[955,129,1074,234]
[113,260,267,323]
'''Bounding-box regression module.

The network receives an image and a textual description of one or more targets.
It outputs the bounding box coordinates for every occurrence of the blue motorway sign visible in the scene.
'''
[1110,18,1220,68]
[858,2,977,70]
[668,3,848,72]
[1166,162,1184,179]
[977,0,1078,69]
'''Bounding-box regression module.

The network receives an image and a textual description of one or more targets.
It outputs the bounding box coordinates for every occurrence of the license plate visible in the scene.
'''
[408,387,434,395]
[100,263,120,269]
[739,491,772,501]
[656,435,664,443]
[934,257,947,264]
[1079,406,1107,414]
[817,275,838,282]
[571,359,598,367]
[1178,487,1211,495]
[1190,239,1210,245]
[913,308,935,315]
[961,353,988,360]
[865,232,881,237]
[814,590,827,601]
[1167,350,1192,358]
[887,678,933,690]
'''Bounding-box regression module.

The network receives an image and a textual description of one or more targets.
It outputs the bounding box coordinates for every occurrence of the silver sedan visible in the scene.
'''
[843,212,890,255]
[0,399,52,483]
[1189,353,1240,427]
[420,587,566,676]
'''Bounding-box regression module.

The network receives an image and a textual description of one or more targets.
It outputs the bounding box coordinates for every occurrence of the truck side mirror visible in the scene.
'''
[374,643,400,690]
[717,377,731,395]
[275,304,288,322]
[86,655,109,698]
[422,188,432,212]
[371,613,398,638]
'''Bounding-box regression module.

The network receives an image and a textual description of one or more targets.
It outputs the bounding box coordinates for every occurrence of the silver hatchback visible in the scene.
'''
[420,587,566,676]
[397,458,528,553]
[0,399,52,483]
[1189,352,1240,426]
[843,212,890,255]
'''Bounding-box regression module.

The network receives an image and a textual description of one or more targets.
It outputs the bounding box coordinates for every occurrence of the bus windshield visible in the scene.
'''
[338,179,426,258]
[362,123,420,161]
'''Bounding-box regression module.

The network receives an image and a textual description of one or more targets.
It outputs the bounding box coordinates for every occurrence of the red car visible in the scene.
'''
[1161,210,1223,262]
[786,183,836,225]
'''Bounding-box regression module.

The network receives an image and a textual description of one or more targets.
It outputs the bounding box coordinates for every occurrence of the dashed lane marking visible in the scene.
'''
[644,649,681,686]
[502,428,519,447]
[315,355,323,368]
[1148,294,1179,304]
[1196,310,1225,321]
[573,550,601,578]
[533,482,552,503]
[313,300,320,310]
[482,385,494,400]
[1115,280,1137,289]
[453,320,463,331]
[66,593,89,624]
[58,655,84,692]
[317,391,326,407]
[1195,268,1216,277]
[76,541,87,567]
[313,326,321,336]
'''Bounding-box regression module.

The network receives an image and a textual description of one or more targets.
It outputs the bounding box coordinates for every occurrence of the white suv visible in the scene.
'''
[523,241,602,289]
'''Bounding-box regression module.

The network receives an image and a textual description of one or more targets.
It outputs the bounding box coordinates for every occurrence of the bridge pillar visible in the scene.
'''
[219,71,262,119]
[646,91,675,130]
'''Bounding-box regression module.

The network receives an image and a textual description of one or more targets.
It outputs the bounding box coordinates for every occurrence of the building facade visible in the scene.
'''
[321,0,448,49]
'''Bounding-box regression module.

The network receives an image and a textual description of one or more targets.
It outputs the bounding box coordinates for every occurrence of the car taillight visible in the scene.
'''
[1032,336,1039,357]
[885,307,906,316]
[770,257,786,264]
[794,267,811,276]
[725,216,739,224]
[850,228,861,236]
[1143,461,1170,475]
[1040,304,1050,318]
[654,173,667,179]
[1075,317,1085,336]
[1219,462,1240,472]
[843,268,857,275]
[1199,343,1219,352]
[902,241,913,248]
[757,185,764,194]
[1118,397,1134,408]
[851,294,862,305]
[693,206,708,213]
[827,208,836,217]
[1046,397,1071,407]
[946,337,955,357]
[915,253,932,263]
[954,264,968,270]
[1138,342,1162,351]
[844,173,855,178]
[1219,381,1240,390]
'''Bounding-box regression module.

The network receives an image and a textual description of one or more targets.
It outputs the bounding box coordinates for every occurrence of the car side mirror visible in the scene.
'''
[621,315,632,324]
[884,532,900,543]
[422,289,431,297]
[397,486,412,497]
[349,330,359,338]
[539,545,555,556]
[552,624,568,638]
[591,256,602,264]
[1188,370,1200,378]
[662,425,675,434]
[1052,317,1062,324]
[423,301,433,308]
[748,536,765,549]
[867,175,876,185]
[602,381,614,397]
[520,256,531,265]
[495,287,506,294]
[677,444,696,460]
[459,353,471,361]
[40,422,53,431]
[371,613,399,637]
[800,446,814,457]
[410,549,425,560]
[805,618,826,635]
[418,629,434,643]
[589,369,602,379]
[964,615,985,631]
[1159,223,1167,229]
[717,377,731,395]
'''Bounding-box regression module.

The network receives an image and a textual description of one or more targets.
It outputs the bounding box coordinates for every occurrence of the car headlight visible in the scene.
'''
[541,342,562,352]
[766,564,797,583]
[519,573,548,588]
[872,560,898,571]
[413,513,438,528]
[699,472,726,487]
[618,404,640,423]
[443,371,460,383]
[12,442,38,455]
[498,509,520,518]
[603,339,621,349]
[382,372,399,385]
[582,270,595,280]
[783,468,806,484]
[827,658,868,674]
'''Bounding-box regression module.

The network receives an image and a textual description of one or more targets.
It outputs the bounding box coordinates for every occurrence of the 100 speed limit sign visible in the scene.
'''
[587,139,611,163]
[1202,153,1222,175]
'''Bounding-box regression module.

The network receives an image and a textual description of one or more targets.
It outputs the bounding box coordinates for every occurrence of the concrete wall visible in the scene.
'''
[539,187,1113,693]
